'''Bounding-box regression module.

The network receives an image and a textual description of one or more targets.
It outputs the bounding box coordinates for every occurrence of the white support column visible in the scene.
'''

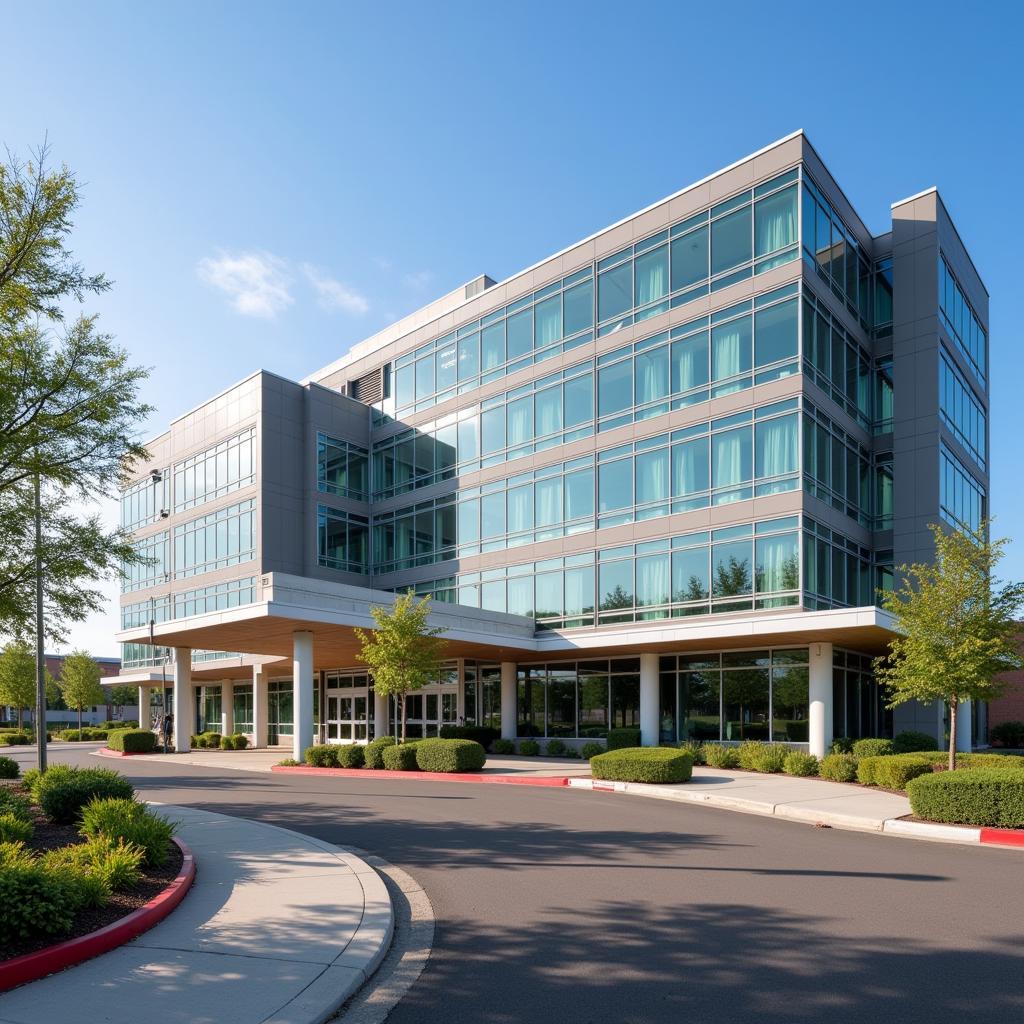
[293,631,314,762]
[220,680,233,737]
[252,665,268,748]
[500,661,517,741]
[172,647,193,753]
[640,652,659,747]
[955,700,973,752]
[808,642,834,758]
[373,689,389,740]
[137,686,151,731]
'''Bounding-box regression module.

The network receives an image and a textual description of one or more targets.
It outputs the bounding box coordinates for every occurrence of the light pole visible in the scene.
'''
[34,467,47,772]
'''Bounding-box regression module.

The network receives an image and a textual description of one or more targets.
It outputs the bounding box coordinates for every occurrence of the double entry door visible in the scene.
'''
[325,671,371,742]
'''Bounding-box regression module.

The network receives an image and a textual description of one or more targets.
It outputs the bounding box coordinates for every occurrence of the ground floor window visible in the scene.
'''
[268,680,293,744]
[832,649,890,739]
[195,686,222,734]
[233,683,253,733]
[464,664,502,729]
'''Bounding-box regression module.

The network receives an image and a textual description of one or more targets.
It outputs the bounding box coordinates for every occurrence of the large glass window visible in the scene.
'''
[481,322,505,371]
[712,539,752,598]
[634,246,668,307]
[634,347,669,405]
[563,279,594,336]
[175,499,256,578]
[598,262,632,323]
[939,443,986,533]
[711,317,752,382]
[173,427,255,514]
[672,436,710,497]
[597,360,633,417]
[598,459,632,512]
[754,299,797,366]
[673,547,709,602]
[317,434,369,500]
[711,207,752,276]
[711,428,752,490]
[564,373,593,427]
[670,226,708,291]
[507,308,533,360]
[723,667,769,741]
[755,414,798,480]
[317,505,369,574]
[754,185,797,256]
[939,348,986,470]
[636,449,669,505]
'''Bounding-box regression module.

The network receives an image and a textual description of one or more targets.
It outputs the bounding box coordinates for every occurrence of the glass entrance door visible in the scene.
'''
[324,671,372,743]
[268,680,293,745]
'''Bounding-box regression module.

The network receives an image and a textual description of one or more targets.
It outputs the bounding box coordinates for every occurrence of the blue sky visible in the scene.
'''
[5,1,1022,655]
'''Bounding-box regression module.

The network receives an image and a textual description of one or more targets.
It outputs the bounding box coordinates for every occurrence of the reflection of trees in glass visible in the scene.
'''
[723,668,768,740]
[772,666,809,715]
[600,584,634,611]
[679,574,709,602]
[780,555,799,591]
[714,557,751,597]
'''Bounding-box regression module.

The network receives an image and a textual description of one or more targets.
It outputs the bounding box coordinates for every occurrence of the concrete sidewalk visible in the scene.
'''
[0,805,393,1024]
[570,766,916,835]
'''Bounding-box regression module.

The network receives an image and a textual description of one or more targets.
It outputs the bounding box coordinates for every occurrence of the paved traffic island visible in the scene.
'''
[0,805,393,1024]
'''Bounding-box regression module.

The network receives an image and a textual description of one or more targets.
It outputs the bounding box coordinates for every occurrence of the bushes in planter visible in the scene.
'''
[304,743,337,767]
[545,739,567,757]
[857,754,935,790]
[42,835,144,892]
[892,730,939,753]
[783,752,818,777]
[415,738,486,773]
[30,765,135,824]
[439,725,500,750]
[703,744,740,769]
[382,743,420,771]
[0,841,84,946]
[0,789,32,821]
[364,735,396,769]
[907,767,1024,827]
[335,744,366,768]
[0,732,31,745]
[591,747,693,784]
[221,733,250,750]
[990,721,1024,748]
[676,740,705,765]
[192,731,222,749]
[819,753,858,782]
[59,728,109,742]
[607,728,642,751]
[580,741,606,760]
[80,798,177,867]
[519,739,540,756]
[0,755,19,779]
[0,812,33,842]
[829,737,854,754]
[492,738,515,755]
[851,738,895,759]
[100,720,137,730]
[107,729,157,754]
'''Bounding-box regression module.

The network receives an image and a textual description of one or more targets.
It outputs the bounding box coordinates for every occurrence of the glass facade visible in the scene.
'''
[173,499,256,578]
[938,253,986,384]
[317,433,369,500]
[939,443,986,533]
[123,531,169,592]
[939,348,986,470]
[317,505,370,573]
[121,471,169,530]
[173,426,255,513]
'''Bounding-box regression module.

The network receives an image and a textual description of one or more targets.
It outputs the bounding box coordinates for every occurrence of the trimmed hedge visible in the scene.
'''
[818,753,858,783]
[439,725,500,750]
[382,743,420,771]
[545,739,567,757]
[107,729,157,754]
[851,738,895,759]
[892,730,939,753]
[0,732,31,746]
[492,738,515,755]
[100,720,138,730]
[783,752,818,777]
[221,733,250,750]
[59,728,109,742]
[30,766,135,824]
[829,737,854,754]
[415,738,487,773]
[907,767,1024,827]
[857,754,934,790]
[703,744,740,769]
[580,741,606,759]
[519,739,540,756]
[192,731,222,749]
[335,744,366,769]
[607,728,642,751]
[990,721,1024,748]
[304,743,337,767]
[364,735,396,769]
[591,747,693,784]
[0,755,19,779]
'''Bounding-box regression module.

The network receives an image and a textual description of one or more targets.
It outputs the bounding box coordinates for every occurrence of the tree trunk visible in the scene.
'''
[78,706,83,735]
[400,694,407,744]
[948,699,958,773]
[17,707,23,731]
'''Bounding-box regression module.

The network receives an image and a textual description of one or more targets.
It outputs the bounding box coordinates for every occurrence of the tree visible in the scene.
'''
[57,650,105,733]
[714,556,751,598]
[0,143,152,641]
[107,684,137,710]
[0,642,56,728]
[875,522,1024,771]
[355,591,446,743]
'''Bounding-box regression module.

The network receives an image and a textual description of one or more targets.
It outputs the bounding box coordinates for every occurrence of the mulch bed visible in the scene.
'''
[0,781,184,963]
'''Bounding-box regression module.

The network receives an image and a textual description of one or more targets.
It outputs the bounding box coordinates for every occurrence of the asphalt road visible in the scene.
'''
[15,745,1024,1023]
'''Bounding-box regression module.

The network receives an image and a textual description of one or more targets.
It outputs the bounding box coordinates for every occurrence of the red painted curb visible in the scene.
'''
[0,837,196,992]
[980,827,1024,848]
[271,765,571,787]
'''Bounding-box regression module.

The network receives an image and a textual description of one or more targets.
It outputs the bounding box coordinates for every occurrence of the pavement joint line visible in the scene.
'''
[125,943,339,966]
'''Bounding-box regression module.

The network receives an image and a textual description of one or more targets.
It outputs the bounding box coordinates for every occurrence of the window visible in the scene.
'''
[317,505,370,573]
[634,347,669,405]
[634,246,668,307]
[458,333,479,380]
[636,449,669,505]
[939,347,986,469]
[939,443,986,533]
[671,331,709,393]
[672,436,710,497]
[564,373,593,427]
[173,427,255,513]
[755,414,798,480]
[481,322,505,371]
[121,472,169,530]
[711,428,752,490]
[507,308,533,360]
[317,434,369,500]
[174,500,255,578]
[597,359,632,417]
[754,299,797,366]
[598,459,632,513]
[711,207,752,276]
[535,295,562,348]
[122,531,169,592]
[673,547,709,602]
[598,262,632,323]
[670,226,708,291]
[563,280,593,336]
[754,185,797,256]
[711,317,752,382]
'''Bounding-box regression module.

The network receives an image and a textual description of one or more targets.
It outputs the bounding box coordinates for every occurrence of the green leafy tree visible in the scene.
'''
[355,591,446,743]
[57,650,105,733]
[107,684,137,710]
[0,641,56,728]
[875,522,1024,770]
[0,143,152,640]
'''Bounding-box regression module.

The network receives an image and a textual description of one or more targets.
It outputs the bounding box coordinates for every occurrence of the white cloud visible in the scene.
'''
[301,264,369,315]
[197,250,293,318]
[403,270,434,291]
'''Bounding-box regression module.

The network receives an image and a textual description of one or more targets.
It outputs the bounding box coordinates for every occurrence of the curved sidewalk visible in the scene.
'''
[0,805,393,1024]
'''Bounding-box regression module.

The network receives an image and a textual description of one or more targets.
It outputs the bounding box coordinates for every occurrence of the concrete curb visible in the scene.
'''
[272,765,570,787]
[567,778,1024,850]
[0,837,196,993]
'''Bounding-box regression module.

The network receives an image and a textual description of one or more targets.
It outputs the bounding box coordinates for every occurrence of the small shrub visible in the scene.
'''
[0,812,33,842]
[750,745,788,773]
[0,789,32,821]
[0,732,31,745]
[545,738,567,757]
[703,744,740,769]
[581,741,606,759]
[852,738,895,759]
[829,737,854,754]
[562,747,581,759]
[415,738,486,773]
[364,735,397,769]
[492,738,515,755]
[607,728,642,751]
[33,766,135,824]
[382,743,420,771]
[202,732,222,749]
[230,733,249,750]
[783,752,818,777]
[304,743,338,768]
[591,747,693,784]
[819,753,858,783]
[907,767,1024,827]
[42,835,143,892]
[439,725,500,750]
[858,754,935,790]
[276,758,300,766]
[191,733,206,748]
[892,730,939,753]
[335,744,366,769]
[80,798,177,868]
[220,734,236,750]
[0,755,19,779]
[676,740,705,765]
[107,729,157,754]
[518,739,540,756]
[990,721,1024,748]
[0,843,78,945]
[737,741,768,771]
[101,720,137,730]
